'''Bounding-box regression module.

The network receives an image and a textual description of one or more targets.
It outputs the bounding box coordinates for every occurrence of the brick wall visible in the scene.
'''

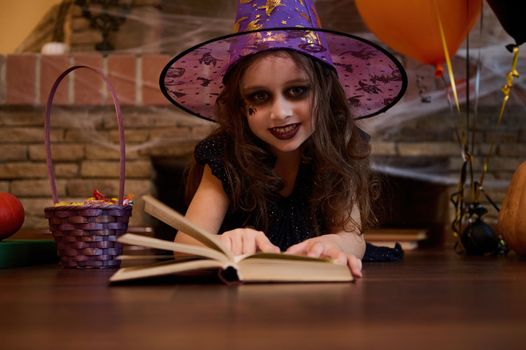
[1,53,170,106]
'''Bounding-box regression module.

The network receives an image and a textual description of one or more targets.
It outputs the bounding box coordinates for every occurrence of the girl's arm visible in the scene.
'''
[176,165,280,255]
[322,203,366,258]
[175,165,229,246]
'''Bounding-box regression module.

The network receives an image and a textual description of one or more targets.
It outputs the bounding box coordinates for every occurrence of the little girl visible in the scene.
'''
[160,0,407,278]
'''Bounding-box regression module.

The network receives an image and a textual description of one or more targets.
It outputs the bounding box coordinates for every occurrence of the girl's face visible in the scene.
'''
[240,53,314,156]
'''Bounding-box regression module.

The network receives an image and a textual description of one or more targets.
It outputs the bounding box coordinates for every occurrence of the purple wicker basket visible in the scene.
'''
[43,65,132,269]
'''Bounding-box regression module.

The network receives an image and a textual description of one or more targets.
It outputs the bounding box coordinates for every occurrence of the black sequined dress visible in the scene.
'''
[194,134,402,262]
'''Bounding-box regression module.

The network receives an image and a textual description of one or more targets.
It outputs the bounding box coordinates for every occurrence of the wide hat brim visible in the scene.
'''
[160,27,407,122]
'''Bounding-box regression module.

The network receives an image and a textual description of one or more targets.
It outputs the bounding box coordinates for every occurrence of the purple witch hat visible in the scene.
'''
[160,0,407,121]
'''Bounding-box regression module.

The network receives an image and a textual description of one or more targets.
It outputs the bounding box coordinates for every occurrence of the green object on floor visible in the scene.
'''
[0,240,58,268]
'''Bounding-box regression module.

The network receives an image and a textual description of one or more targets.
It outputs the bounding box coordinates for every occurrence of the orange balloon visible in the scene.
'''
[355,0,481,68]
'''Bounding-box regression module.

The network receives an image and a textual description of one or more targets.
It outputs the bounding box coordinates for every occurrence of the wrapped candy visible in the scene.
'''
[54,189,134,207]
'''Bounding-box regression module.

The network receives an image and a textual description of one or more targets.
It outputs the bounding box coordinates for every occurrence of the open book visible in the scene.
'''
[109,195,353,283]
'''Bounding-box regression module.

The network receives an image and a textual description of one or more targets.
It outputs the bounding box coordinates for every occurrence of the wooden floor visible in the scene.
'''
[1,248,525,349]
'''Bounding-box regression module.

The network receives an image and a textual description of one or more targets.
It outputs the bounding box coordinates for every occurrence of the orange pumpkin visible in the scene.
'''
[498,161,526,255]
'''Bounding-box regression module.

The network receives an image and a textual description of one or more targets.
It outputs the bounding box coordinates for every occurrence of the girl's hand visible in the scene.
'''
[220,228,280,256]
[286,237,363,278]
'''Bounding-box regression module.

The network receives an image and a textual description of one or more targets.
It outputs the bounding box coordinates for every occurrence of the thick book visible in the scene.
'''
[109,195,353,284]
[364,228,428,250]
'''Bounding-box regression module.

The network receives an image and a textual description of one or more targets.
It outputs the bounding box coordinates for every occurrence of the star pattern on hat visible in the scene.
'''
[259,0,285,16]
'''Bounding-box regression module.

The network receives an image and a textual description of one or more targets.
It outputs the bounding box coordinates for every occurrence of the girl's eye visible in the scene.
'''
[287,86,309,98]
[246,91,269,104]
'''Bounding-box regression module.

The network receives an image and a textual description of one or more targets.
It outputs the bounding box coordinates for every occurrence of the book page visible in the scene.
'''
[118,233,229,263]
[234,252,332,264]
[109,258,229,282]
[142,195,234,261]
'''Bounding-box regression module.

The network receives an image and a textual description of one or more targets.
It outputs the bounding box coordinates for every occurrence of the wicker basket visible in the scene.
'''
[44,65,132,269]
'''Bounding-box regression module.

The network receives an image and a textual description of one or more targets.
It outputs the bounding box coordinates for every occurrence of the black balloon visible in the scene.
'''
[487,0,526,46]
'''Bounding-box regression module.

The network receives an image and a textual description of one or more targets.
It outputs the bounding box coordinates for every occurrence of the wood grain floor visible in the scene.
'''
[0,248,525,350]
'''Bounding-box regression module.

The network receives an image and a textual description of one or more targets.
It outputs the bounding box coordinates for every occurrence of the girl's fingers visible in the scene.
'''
[222,229,278,255]
[348,255,363,278]
[285,241,307,254]
[231,235,243,255]
[306,242,324,258]
[255,232,280,253]
[242,233,257,255]
[220,235,232,252]
[223,231,243,255]
[322,247,347,265]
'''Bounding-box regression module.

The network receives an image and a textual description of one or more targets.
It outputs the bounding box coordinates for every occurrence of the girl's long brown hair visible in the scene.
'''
[186,49,379,234]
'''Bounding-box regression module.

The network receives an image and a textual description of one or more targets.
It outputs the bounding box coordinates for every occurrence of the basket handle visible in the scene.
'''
[44,65,126,206]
